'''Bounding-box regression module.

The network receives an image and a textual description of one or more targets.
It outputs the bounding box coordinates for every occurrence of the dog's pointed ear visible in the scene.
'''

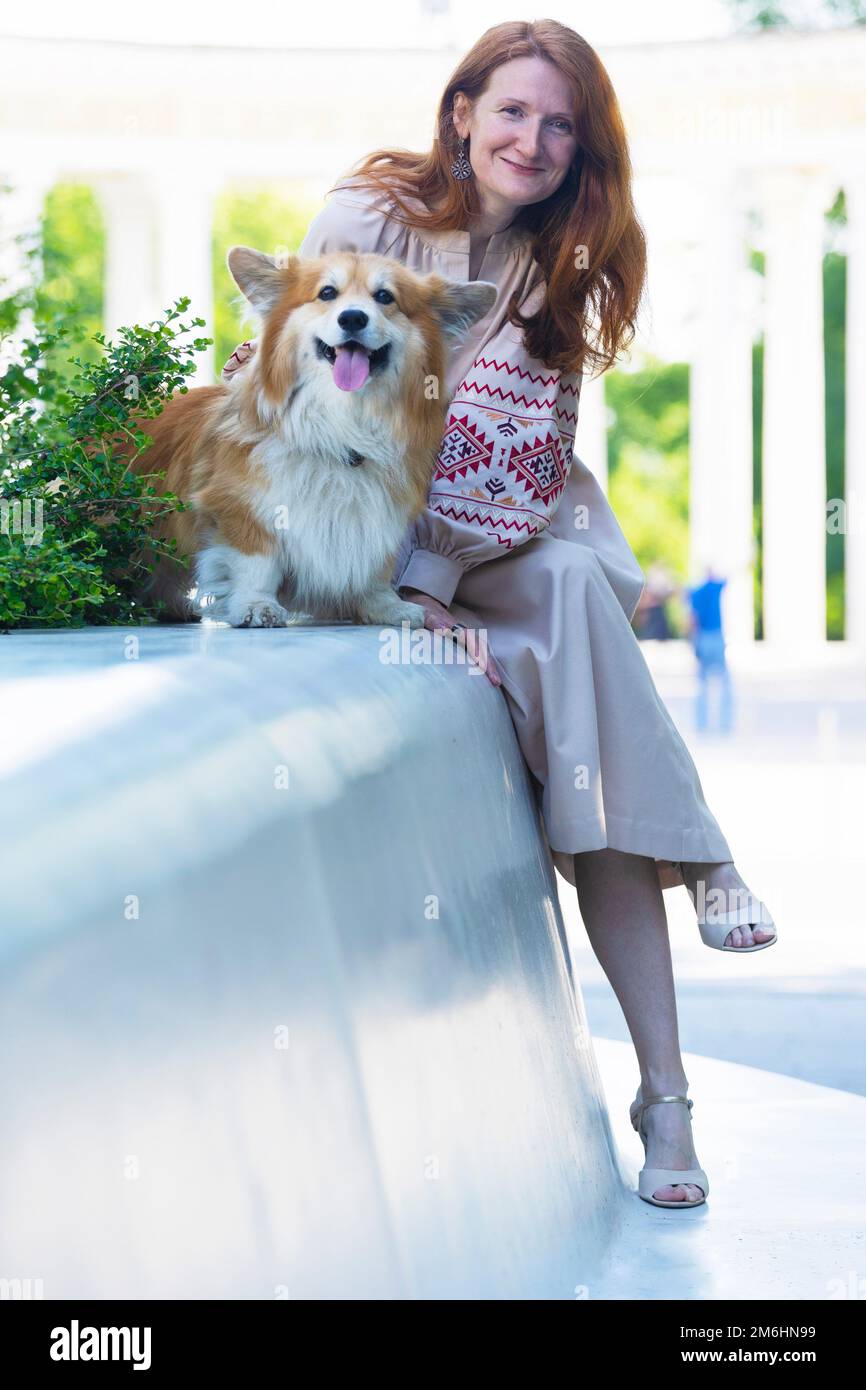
[227,246,300,314]
[426,278,498,343]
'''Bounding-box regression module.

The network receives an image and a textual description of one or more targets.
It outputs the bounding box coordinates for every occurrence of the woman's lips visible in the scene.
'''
[501,156,544,175]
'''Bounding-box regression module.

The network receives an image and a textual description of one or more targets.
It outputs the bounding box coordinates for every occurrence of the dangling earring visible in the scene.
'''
[451,135,472,181]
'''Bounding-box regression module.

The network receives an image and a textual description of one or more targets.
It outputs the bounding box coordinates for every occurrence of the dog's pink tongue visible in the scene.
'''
[333,342,370,392]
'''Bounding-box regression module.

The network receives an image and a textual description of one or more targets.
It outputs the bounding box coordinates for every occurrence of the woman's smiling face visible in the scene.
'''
[453,55,579,216]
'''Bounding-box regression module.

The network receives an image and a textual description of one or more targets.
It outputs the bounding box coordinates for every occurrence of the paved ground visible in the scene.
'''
[556,639,866,1098]
[588,1037,866,1301]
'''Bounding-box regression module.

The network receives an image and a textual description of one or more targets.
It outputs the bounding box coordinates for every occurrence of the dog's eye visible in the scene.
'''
[373,289,395,305]
[318,285,338,300]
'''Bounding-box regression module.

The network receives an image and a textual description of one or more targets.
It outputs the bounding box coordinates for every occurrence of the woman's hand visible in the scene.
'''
[222,339,258,380]
[399,587,502,687]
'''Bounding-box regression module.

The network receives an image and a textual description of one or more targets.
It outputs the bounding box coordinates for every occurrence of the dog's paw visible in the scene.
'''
[229,597,294,628]
[397,600,428,629]
[357,594,427,628]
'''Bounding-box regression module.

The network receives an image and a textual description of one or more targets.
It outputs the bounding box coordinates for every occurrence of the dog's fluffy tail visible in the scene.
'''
[135,551,202,623]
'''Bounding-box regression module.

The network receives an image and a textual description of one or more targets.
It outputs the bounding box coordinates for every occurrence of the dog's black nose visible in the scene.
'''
[337,309,369,335]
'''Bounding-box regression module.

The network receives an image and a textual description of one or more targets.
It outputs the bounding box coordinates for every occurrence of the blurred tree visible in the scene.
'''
[752,337,765,642]
[605,359,690,633]
[824,188,846,640]
[37,184,105,380]
[726,0,865,28]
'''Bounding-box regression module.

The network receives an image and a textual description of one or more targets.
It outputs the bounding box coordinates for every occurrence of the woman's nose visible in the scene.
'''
[513,125,543,159]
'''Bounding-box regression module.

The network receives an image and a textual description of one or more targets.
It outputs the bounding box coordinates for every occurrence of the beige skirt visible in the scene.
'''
[445,523,734,896]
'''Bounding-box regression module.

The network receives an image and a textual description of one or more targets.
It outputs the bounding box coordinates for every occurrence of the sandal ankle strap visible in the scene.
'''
[631,1093,694,1132]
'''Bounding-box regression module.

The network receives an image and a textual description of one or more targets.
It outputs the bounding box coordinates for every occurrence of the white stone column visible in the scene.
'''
[843,175,866,652]
[760,168,834,652]
[92,175,159,345]
[576,369,608,492]
[151,173,218,385]
[689,171,756,646]
[95,172,218,386]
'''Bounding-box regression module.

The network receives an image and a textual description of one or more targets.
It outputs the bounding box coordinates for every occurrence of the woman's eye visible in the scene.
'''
[318,285,338,300]
[374,288,395,305]
[502,106,571,132]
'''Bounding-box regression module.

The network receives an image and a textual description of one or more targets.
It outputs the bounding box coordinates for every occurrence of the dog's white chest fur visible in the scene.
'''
[195,408,419,627]
[253,429,409,599]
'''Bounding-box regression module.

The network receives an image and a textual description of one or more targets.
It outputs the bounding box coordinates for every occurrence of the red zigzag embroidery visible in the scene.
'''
[455,380,558,411]
[428,502,541,547]
[463,355,581,398]
[466,355,558,386]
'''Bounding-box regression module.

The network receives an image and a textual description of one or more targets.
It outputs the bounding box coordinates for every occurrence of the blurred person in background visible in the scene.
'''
[686,563,734,735]
[635,561,676,640]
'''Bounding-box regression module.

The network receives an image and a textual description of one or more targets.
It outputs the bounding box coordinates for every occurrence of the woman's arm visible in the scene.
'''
[394,354,580,608]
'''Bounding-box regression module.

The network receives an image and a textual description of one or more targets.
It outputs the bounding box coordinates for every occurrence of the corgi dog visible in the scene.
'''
[127,247,497,628]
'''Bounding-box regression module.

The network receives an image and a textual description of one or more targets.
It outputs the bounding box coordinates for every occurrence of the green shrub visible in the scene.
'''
[1,271,211,630]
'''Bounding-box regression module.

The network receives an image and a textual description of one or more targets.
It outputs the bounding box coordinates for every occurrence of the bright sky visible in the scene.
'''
[0,0,741,48]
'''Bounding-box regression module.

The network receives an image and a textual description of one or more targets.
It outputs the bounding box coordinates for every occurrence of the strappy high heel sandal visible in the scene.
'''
[673,860,778,952]
[629,1091,709,1208]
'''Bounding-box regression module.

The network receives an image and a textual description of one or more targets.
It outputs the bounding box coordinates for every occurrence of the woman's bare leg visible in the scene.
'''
[572,846,704,1202]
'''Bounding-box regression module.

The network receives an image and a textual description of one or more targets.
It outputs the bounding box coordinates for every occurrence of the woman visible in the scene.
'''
[222,19,777,1208]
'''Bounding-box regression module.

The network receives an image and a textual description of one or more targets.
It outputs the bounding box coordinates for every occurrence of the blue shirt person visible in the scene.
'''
[686,569,734,734]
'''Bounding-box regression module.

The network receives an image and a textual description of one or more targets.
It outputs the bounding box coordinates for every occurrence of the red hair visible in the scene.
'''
[328,18,647,377]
